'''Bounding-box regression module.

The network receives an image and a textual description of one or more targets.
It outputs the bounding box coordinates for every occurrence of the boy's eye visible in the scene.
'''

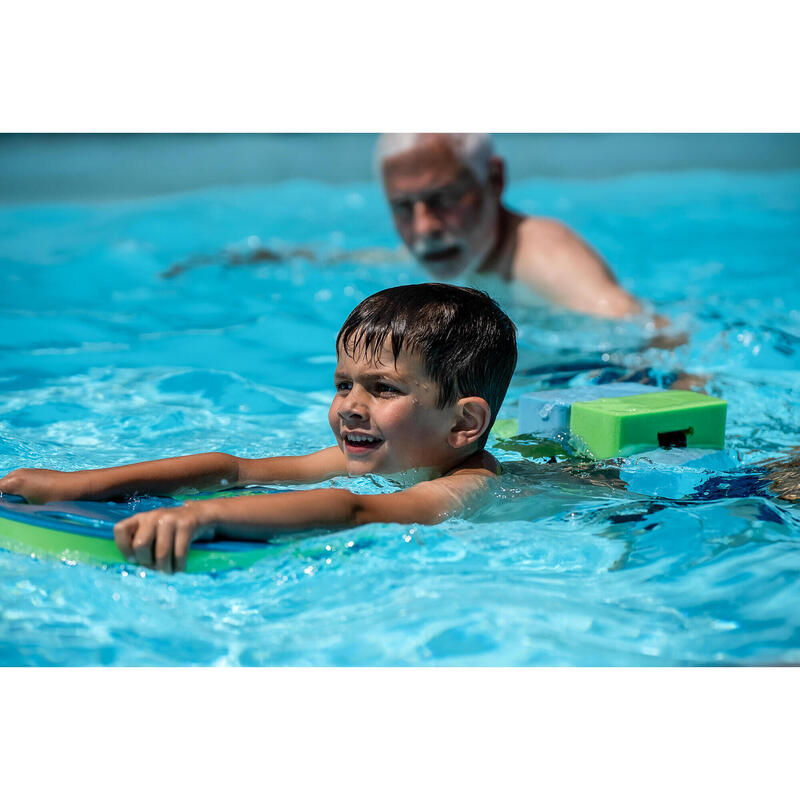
[375,382,400,395]
[335,381,352,392]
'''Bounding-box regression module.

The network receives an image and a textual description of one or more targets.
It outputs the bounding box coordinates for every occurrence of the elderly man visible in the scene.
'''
[377,133,642,319]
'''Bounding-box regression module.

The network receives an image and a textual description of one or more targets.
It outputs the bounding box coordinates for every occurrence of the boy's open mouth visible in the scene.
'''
[342,432,383,454]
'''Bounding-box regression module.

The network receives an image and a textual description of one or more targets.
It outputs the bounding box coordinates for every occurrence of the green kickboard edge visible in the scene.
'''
[0,488,346,573]
[0,515,273,573]
[569,390,727,459]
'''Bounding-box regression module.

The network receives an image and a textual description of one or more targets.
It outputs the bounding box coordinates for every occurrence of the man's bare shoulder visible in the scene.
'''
[516,216,598,263]
[511,215,641,317]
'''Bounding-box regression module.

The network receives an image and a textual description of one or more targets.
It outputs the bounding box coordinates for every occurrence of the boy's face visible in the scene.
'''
[329,339,458,476]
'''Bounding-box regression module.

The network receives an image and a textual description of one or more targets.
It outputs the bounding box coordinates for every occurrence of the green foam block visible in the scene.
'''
[491,418,518,439]
[569,390,727,459]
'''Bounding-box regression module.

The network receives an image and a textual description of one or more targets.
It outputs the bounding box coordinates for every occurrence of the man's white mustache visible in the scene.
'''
[411,238,460,259]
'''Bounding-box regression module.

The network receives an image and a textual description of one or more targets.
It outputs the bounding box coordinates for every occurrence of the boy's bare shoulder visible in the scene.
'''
[443,448,501,479]
[354,450,499,527]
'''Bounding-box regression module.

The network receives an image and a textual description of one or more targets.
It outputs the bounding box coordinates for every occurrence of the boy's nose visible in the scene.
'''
[338,390,369,421]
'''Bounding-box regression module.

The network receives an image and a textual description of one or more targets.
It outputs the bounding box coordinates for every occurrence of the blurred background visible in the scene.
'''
[3,133,800,203]
[2,132,800,668]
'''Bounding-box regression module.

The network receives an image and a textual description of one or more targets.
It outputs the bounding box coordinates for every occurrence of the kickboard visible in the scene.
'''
[0,493,274,573]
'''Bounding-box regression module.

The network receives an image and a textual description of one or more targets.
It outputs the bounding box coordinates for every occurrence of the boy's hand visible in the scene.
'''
[113,503,216,573]
[0,468,86,505]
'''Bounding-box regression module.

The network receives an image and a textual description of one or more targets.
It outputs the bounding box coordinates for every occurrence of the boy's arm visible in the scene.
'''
[113,461,497,573]
[0,446,346,505]
[236,447,346,484]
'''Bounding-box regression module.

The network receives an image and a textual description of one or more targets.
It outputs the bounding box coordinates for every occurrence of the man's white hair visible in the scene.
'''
[375,133,494,182]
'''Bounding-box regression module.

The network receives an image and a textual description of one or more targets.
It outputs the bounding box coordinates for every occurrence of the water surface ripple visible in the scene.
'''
[1,172,799,665]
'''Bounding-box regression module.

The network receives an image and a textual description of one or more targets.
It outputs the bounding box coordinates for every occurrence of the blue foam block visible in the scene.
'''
[518,383,662,439]
[619,448,739,499]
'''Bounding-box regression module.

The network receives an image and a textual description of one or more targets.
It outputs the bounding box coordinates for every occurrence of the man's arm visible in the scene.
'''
[760,448,800,502]
[162,245,409,278]
[113,464,496,572]
[0,446,346,505]
[514,218,642,318]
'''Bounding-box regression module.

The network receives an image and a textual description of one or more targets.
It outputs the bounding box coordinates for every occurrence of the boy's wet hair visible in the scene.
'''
[337,283,517,447]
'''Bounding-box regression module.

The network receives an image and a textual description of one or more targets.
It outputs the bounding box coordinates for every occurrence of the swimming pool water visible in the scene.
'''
[1,169,799,665]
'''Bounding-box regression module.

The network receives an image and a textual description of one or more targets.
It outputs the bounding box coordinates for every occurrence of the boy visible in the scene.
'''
[0,284,518,573]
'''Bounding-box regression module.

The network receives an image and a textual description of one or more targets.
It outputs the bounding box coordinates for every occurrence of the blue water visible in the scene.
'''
[1,170,799,665]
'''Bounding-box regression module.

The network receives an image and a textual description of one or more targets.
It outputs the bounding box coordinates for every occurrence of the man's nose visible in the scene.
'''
[412,200,442,237]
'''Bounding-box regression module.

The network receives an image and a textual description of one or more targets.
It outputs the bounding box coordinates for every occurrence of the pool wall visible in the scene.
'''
[2,133,800,204]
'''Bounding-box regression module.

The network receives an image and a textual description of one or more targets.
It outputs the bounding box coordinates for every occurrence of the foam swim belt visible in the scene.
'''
[0,491,276,573]
[494,385,727,460]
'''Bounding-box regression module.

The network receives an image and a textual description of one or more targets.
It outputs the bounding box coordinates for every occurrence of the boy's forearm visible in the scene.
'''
[112,471,488,571]
[65,452,242,500]
[195,489,358,539]
[112,487,373,572]
[194,482,459,541]
[2,446,346,505]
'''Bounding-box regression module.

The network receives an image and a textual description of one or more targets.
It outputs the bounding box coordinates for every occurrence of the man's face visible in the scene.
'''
[382,137,500,279]
[328,339,456,477]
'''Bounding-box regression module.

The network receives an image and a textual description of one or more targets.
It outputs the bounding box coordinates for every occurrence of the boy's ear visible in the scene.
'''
[448,397,492,450]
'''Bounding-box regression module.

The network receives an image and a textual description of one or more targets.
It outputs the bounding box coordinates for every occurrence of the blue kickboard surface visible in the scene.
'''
[518,383,663,438]
[619,448,739,499]
[0,494,262,552]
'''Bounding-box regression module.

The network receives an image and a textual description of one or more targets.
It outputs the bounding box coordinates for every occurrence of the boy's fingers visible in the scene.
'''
[132,516,156,568]
[173,519,194,573]
[113,517,137,560]
[154,517,176,573]
[114,508,202,572]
